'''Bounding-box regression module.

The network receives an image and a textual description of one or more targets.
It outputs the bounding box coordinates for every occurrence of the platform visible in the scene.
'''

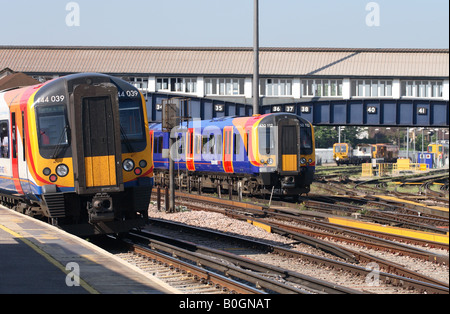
[0,206,180,294]
[327,216,449,245]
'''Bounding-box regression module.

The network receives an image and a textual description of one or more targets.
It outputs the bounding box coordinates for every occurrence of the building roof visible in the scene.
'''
[0,70,40,91]
[1,46,448,78]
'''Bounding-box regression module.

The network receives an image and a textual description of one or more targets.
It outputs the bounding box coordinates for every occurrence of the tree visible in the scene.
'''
[314,126,338,148]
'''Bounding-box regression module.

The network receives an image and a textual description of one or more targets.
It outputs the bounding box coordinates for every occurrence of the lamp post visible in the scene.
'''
[253,0,260,115]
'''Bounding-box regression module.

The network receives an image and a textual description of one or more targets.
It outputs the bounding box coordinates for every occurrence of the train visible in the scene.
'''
[427,143,449,167]
[333,143,399,165]
[149,113,315,196]
[0,73,153,235]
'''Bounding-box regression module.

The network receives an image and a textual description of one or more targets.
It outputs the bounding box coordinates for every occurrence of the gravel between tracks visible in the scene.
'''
[147,203,449,293]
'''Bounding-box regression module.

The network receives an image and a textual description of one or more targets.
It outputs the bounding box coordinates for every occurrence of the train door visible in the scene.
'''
[223,126,234,173]
[278,119,299,172]
[18,110,33,196]
[186,128,195,171]
[71,83,123,194]
[9,112,24,194]
[149,130,154,155]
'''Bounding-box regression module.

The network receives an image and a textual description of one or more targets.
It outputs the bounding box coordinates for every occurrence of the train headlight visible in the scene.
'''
[300,157,306,164]
[56,164,69,177]
[308,159,312,163]
[267,158,273,165]
[260,159,265,164]
[123,159,135,172]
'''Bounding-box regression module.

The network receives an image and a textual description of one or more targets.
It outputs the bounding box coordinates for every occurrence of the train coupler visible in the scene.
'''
[87,193,114,223]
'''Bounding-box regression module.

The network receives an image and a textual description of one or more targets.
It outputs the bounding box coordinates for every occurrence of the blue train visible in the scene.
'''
[149,113,315,196]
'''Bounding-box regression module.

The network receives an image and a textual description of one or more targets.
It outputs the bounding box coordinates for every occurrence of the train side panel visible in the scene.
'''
[152,113,315,196]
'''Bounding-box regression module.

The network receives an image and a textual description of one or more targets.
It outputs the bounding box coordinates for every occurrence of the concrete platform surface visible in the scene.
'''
[0,206,180,294]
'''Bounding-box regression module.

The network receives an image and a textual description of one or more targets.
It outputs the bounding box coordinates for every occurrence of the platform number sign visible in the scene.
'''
[156,103,163,111]
[271,105,298,113]
[214,104,224,112]
[300,106,311,114]
[417,107,428,115]
[271,105,282,113]
[367,106,377,114]
[285,105,295,113]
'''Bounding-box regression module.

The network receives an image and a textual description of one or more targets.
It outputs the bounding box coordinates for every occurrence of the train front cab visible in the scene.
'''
[30,74,153,235]
[256,114,314,195]
[428,144,445,167]
[333,143,350,165]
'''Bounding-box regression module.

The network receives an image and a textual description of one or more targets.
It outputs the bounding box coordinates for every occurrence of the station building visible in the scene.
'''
[1,46,449,125]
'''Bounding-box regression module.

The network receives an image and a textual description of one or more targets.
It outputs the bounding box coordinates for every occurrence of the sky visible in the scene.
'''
[0,0,448,48]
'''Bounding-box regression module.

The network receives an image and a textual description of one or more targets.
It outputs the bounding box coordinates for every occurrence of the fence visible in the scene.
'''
[361,159,429,177]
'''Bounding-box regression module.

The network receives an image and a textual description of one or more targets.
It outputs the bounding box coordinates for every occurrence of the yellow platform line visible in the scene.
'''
[0,223,99,294]
[327,217,449,245]
[374,194,449,213]
[246,219,272,233]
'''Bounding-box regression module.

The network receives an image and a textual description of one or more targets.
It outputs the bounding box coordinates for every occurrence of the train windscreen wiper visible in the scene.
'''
[120,125,133,153]
[51,125,70,159]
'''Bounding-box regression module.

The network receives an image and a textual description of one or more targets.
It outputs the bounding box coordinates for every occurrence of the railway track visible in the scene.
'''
[147,201,449,285]
[116,243,263,294]
[144,168,448,294]
[126,229,360,294]
[310,181,448,230]
[153,189,448,250]
[139,219,448,294]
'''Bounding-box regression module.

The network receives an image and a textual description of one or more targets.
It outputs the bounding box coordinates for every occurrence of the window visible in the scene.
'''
[0,121,9,158]
[119,99,147,153]
[351,80,392,97]
[215,134,222,155]
[302,80,343,97]
[156,77,197,94]
[300,123,313,155]
[431,81,443,98]
[401,80,442,98]
[260,79,292,97]
[35,105,70,159]
[234,133,240,155]
[36,105,69,147]
[202,135,210,155]
[202,133,221,155]
[258,126,275,155]
[205,78,244,96]
[154,135,163,154]
[130,77,149,91]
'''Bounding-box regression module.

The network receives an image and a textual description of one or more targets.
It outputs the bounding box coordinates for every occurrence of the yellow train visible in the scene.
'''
[427,143,449,167]
[333,143,398,165]
[0,73,153,235]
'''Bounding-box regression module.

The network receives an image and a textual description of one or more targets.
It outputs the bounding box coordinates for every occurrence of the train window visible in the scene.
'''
[234,133,240,155]
[187,132,193,155]
[258,126,274,155]
[0,120,9,158]
[210,134,216,154]
[36,105,69,148]
[195,135,202,155]
[245,130,250,156]
[300,126,313,155]
[177,134,183,155]
[119,100,146,153]
[154,136,163,154]
[202,135,209,155]
[216,134,222,155]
